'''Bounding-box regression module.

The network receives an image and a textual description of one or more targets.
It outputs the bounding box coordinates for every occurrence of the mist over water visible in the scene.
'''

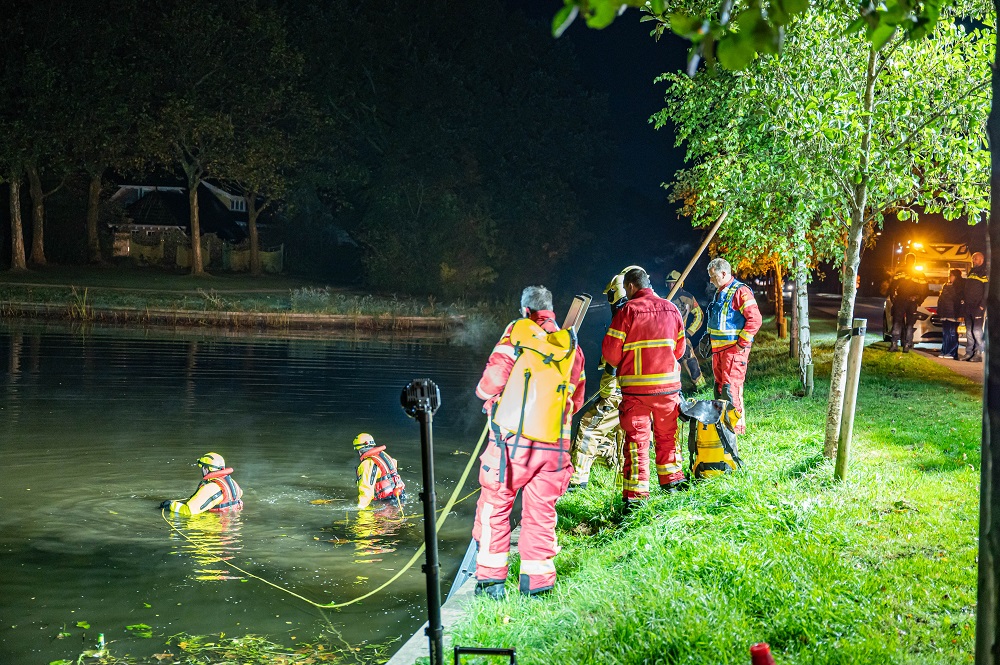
[0,321,487,663]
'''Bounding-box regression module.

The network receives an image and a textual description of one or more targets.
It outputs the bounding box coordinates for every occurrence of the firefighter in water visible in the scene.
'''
[665,270,707,391]
[887,252,930,354]
[472,285,586,599]
[602,267,687,503]
[567,269,635,491]
[160,452,244,516]
[353,433,405,510]
[705,258,762,435]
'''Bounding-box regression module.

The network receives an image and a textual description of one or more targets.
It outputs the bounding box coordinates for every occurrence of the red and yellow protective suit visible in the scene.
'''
[602,287,685,499]
[706,277,762,434]
[472,310,586,595]
[356,446,405,510]
[166,468,244,516]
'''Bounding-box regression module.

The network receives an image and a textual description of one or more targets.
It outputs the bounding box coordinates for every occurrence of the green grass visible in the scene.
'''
[449,326,981,664]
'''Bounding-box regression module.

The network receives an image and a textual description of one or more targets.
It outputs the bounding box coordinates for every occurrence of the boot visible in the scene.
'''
[970,354,984,363]
[475,581,507,600]
[660,479,689,493]
[902,346,909,354]
[888,343,899,352]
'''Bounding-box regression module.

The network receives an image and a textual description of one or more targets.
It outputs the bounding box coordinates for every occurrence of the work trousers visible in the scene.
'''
[679,335,705,388]
[965,306,985,358]
[569,394,623,486]
[472,431,572,595]
[890,299,920,348]
[619,392,681,500]
[940,320,960,359]
[712,345,749,434]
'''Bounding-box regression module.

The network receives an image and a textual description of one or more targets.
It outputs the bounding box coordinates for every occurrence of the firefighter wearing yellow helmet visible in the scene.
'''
[354,432,405,509]
[567,267,640,490]
[665,270,707,391]
[160,452,244,516]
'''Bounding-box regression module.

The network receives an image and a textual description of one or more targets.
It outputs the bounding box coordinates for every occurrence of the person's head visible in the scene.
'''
[520,285,553,317]
[973,251,985,267]
[353,432,376,455]
[665,269,683,290]
[604,273,627,312]
[622,267,650,299]
[197,452,226,477]
[949,268,962,283]
[903,252,916,267]
[707,258,732,289]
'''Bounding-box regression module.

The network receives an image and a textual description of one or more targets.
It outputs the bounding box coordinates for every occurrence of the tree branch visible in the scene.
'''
[887,79,991,156]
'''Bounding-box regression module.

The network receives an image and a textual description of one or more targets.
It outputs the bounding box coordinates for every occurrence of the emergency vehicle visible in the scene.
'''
[882,241,971,343]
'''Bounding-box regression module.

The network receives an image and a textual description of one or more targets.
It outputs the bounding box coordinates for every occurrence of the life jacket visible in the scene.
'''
[492,317,578,444]
[358,446,405,500]
[678,399,742,479]
[200,468,243,512]
[707,279,751,351]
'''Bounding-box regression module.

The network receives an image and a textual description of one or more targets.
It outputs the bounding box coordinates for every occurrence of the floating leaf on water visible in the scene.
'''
[108,510,118,515]
[310,499,335,505]
[48,660,74,665]
[75,620,90,629]
[126,623,153,638]
[151,654,174,662]
[143,603,152,608]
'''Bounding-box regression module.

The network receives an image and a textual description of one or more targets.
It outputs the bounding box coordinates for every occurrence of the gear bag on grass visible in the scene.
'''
[678,397,742,479]
[493,318,579,443]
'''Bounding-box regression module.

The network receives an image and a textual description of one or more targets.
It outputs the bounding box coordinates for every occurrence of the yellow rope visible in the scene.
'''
[161,421,489,610]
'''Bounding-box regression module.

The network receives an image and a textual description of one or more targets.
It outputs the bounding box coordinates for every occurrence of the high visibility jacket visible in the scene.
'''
[966,264,989,309]
[602,288,685,395]
[888,268,929,304]
[670,288,704,338]
[476,310,586,442]
[357,446,404,509]
[168,468,244,516]
[706,278,761,352]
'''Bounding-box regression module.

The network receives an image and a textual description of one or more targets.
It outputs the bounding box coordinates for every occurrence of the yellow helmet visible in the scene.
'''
[353,432,376,450]
[666,270,683,288]
[197,452,226,470]
[604,265,643,306]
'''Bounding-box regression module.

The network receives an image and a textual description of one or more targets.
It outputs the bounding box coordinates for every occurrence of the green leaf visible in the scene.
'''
[125,623,153,638]
[552,5,578,38]
[75,621,90,630]
[584,0,620,29]
[716,34,756,70]
[669,13,703,38]
[48,661,73,665]
[898,209,911,220]
[870,23,897,51]
[649,0,665,14]
[783,0,809,14]
[845,17,865,35]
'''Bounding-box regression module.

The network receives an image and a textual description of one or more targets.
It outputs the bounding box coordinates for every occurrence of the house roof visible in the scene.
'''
[124,185,248,242]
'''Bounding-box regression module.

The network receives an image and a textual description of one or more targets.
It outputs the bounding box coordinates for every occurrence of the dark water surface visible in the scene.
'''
[0,321,493,664]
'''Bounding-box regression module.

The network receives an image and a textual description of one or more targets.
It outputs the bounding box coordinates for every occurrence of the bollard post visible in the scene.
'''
[401,378,444,665]
[835,318,866,480]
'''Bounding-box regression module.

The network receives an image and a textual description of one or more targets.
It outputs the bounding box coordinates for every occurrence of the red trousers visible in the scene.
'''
[712,345,749,434]
[619,392,682,500]
[472,432,572,595]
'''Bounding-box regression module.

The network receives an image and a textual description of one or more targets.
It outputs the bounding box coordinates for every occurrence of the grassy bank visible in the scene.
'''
[0,265,509,332]
[448,328,981,664]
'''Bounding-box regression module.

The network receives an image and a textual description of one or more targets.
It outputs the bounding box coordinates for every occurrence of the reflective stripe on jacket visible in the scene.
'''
[602,288,685,395]
[966,264,989,309]
[706,279,761,352]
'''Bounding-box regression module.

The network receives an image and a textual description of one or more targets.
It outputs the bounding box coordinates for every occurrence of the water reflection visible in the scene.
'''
[167,511,245,581]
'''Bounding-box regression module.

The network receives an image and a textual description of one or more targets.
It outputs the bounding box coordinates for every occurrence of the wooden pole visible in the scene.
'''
[834,318,867,480]
[665,211,728,301]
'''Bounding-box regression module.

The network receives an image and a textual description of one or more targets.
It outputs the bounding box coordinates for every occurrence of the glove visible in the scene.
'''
[159,500,173,511]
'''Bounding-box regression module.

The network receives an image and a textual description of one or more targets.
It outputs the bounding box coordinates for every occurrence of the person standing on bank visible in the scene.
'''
[665,270,707,391]
[705,258,762,435]
[887,252,930,353]
[472,286,586,599]
[963,251,988,363]
[602,267,687,504]
[937,268,964,360]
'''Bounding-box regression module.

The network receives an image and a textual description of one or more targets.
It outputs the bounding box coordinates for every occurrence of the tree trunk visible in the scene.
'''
[248,196,261,276]
[790,270,799,359]
[188,178,204,276]
[975,3,1000,661]
[824,45,877,458]
[26,164,46,266]
[9,174,26,272]
[775,261,786,338]
[86,171,103,264]
[795,255,812,378]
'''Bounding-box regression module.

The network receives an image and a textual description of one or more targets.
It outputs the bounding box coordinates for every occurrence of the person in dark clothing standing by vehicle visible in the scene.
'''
[963,251,988,362]
[937,269,964,359]
[887,253,929,353]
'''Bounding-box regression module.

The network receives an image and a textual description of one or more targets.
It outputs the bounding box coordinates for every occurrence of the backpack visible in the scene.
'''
[678,398,742,479]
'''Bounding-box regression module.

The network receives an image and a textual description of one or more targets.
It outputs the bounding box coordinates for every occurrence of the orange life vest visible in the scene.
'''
[200,468,244,512]
[358,446,405,500]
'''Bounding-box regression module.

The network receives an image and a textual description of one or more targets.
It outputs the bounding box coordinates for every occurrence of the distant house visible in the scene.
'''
[109,182,250,242]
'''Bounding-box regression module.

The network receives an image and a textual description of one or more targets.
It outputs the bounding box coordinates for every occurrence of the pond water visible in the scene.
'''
[0,321,499,664]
